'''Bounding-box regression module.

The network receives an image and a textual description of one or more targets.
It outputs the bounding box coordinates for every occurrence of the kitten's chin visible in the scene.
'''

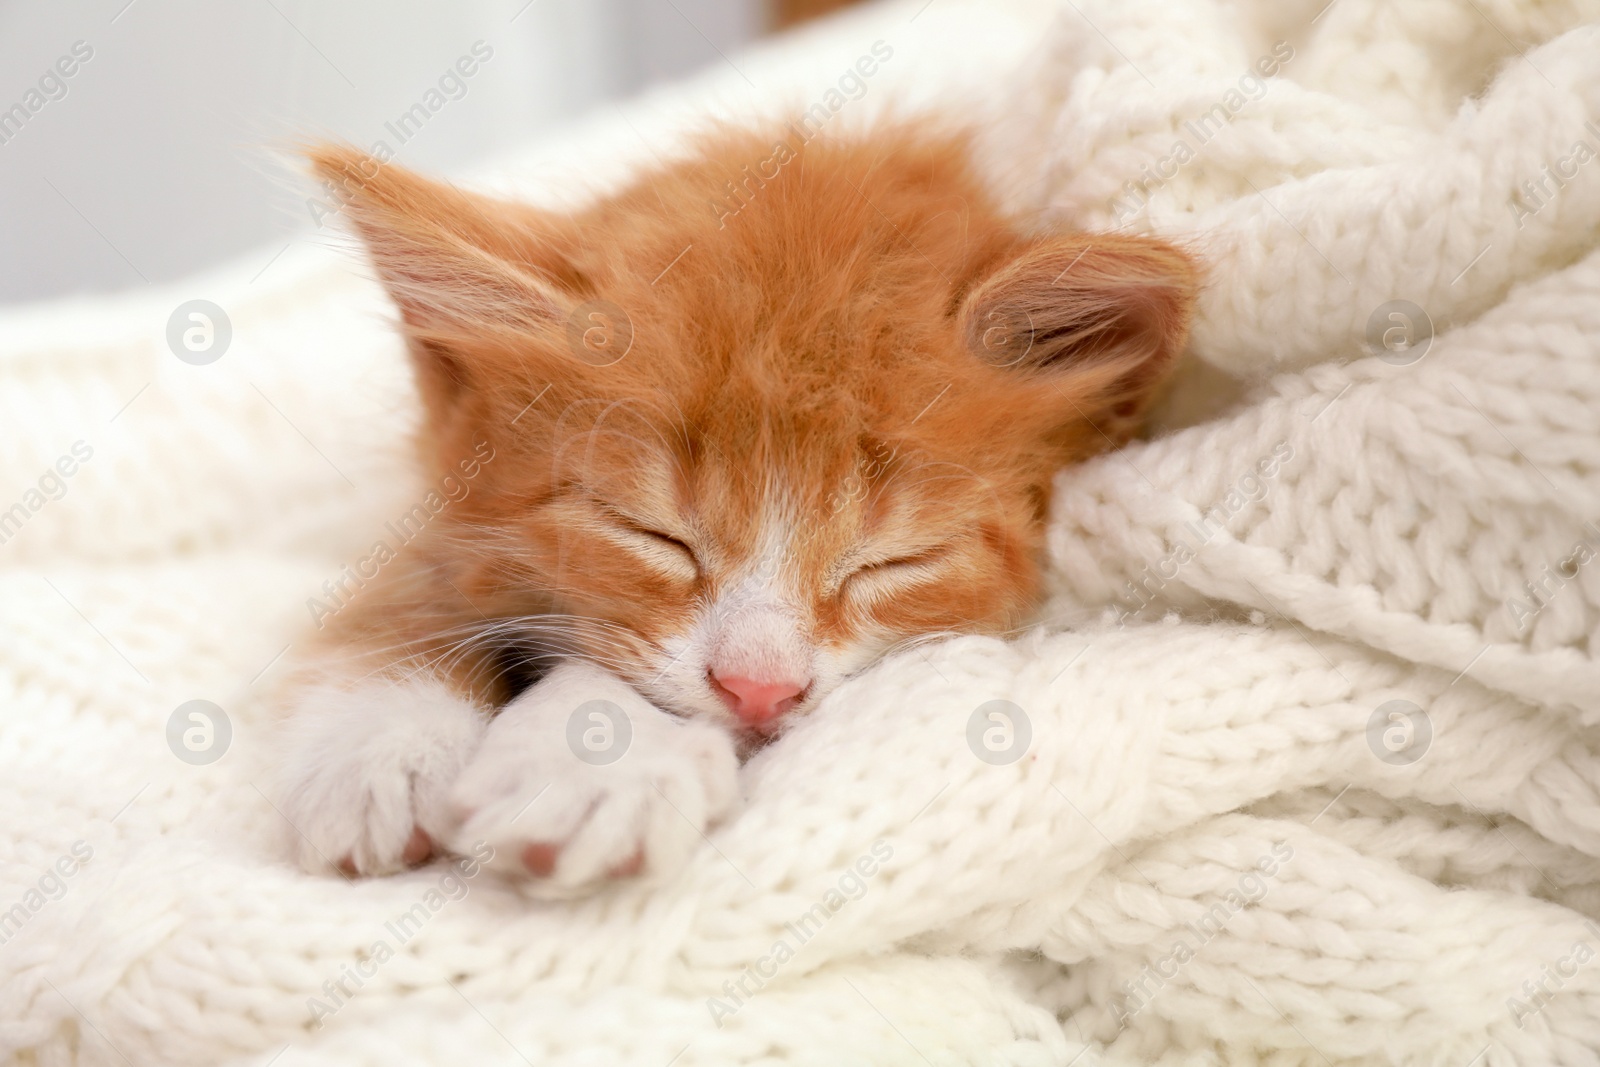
[735,717,786,752]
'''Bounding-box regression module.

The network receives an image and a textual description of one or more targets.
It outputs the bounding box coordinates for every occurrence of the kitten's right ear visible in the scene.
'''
[306,145,586,347]
[956,232,1198,443]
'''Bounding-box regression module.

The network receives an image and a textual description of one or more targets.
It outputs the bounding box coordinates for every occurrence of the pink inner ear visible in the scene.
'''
[963,234,1198,397]
[306,143,580,344]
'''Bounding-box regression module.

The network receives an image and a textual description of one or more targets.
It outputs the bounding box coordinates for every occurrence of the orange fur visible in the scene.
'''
[302,122,1198,720]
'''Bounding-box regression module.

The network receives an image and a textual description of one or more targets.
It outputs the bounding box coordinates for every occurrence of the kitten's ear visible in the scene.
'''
[958,234,1198,440]
[307,145,584,346]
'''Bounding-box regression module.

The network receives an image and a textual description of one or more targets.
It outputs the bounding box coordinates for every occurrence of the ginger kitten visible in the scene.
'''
[272,122,1197,895]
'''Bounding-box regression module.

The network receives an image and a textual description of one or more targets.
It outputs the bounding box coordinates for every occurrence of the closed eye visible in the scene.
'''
[837,545,952,598]
[631,525,695,558]
[592,502,700,577]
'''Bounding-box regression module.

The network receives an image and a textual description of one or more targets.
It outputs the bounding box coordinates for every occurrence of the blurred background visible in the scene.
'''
[0,0,861,306]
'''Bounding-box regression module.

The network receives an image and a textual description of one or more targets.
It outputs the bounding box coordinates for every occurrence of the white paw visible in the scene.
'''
[447,663,739,898]
[271,676,488,876]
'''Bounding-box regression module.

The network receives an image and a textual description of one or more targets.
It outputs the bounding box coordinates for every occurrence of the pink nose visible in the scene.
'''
[709,671,809,728]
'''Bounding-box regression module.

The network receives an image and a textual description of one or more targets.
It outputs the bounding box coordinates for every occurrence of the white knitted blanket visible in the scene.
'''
[5,0,1600,1063]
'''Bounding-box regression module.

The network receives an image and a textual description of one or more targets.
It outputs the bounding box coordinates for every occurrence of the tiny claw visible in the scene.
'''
[521,843,559,877]
[606,849,646,879]
[402,827,433,866]
[337,855,359,878]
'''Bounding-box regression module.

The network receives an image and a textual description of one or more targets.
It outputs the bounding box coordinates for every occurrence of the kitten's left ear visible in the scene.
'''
[958,233,1198,440]
[307,144,598,432]
[307,144,587,347]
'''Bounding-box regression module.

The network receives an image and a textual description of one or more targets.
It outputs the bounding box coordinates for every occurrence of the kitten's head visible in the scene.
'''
[312,124,1196,740]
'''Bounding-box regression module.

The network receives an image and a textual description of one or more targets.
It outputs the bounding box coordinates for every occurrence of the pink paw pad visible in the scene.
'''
[521,843,559,876]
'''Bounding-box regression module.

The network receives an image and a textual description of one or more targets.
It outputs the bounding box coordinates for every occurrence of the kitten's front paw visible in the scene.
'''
[271,677,488,876]
[447,665,739,897]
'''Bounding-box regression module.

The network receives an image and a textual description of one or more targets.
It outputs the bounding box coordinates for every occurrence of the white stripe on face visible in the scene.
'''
[702,513,812,687]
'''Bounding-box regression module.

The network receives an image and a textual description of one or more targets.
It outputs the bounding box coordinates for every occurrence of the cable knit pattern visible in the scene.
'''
[3,0,1600,1063]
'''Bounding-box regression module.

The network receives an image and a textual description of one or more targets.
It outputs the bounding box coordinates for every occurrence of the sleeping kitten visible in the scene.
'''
[272,122,1196,895]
